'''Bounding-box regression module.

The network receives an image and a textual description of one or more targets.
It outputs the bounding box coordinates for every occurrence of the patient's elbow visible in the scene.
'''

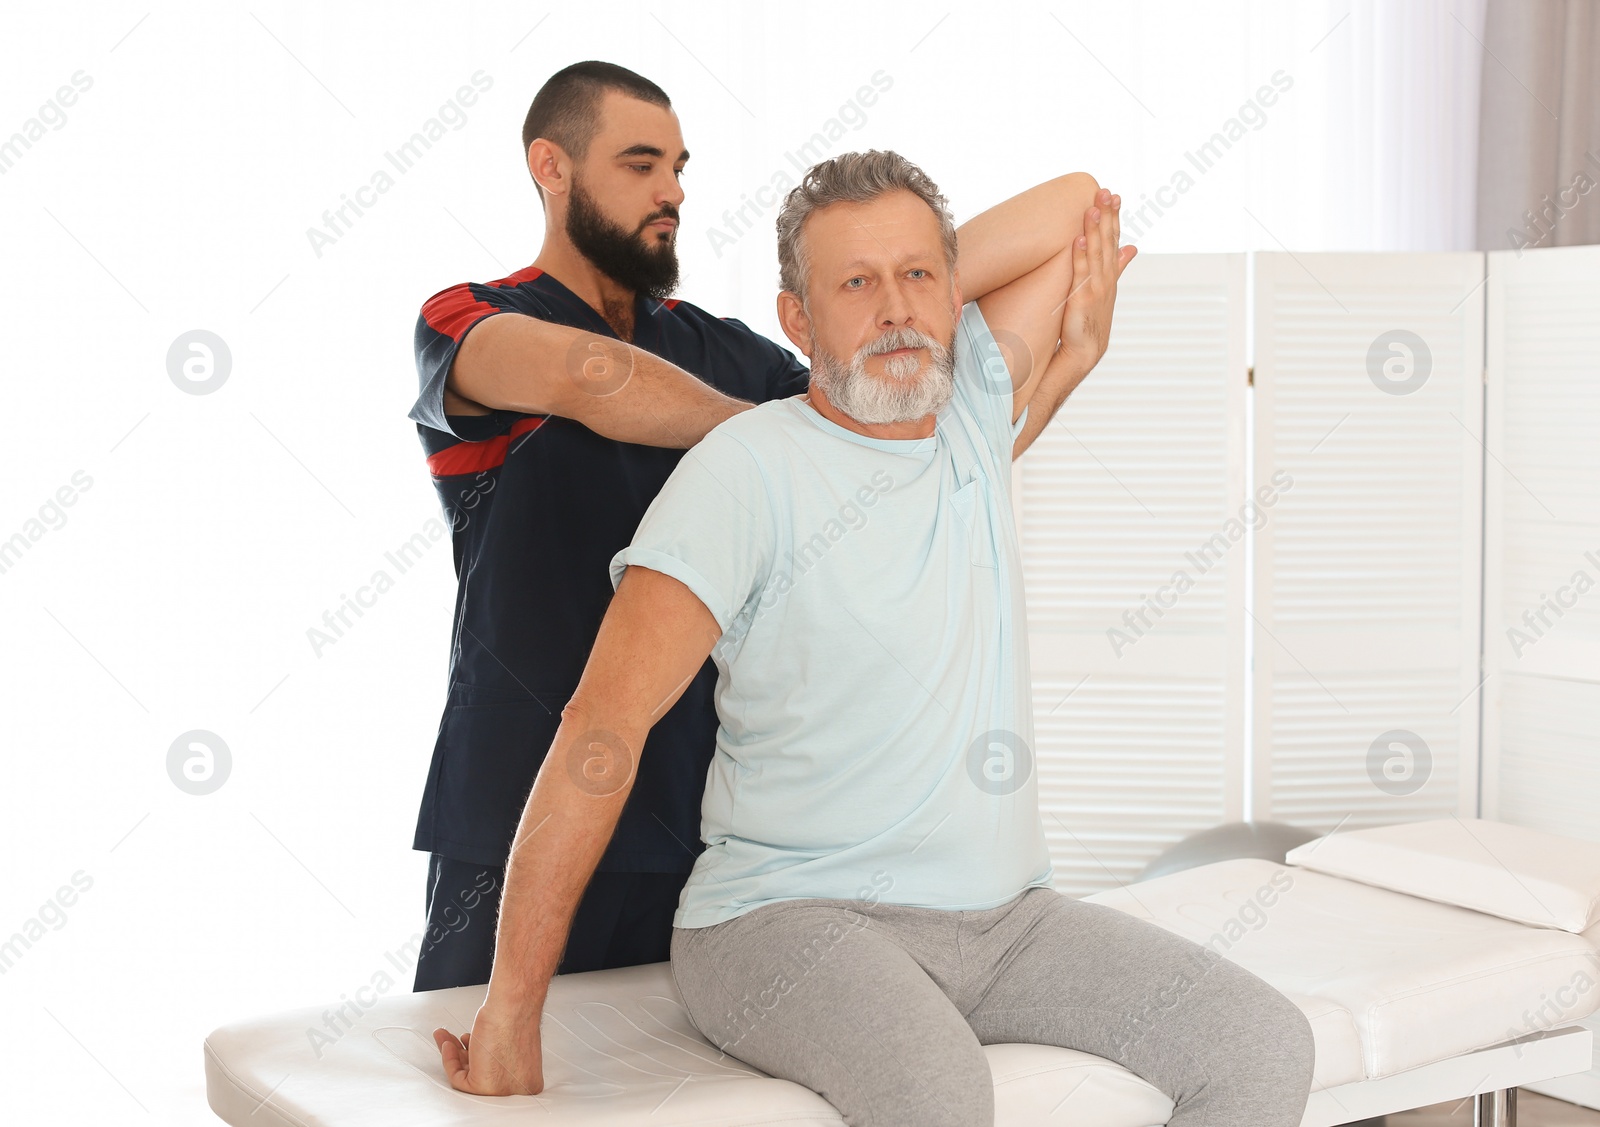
[1058,171,1102,212]
[557,702,642,800]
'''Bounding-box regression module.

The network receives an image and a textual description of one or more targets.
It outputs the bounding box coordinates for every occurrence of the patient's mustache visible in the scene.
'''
[861,328,939,359]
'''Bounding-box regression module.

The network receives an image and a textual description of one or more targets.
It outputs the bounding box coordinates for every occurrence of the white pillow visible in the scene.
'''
[1284,817,1600,934]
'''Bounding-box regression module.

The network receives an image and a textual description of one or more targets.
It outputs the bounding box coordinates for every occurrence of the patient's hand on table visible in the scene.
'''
[433,999,545,1096]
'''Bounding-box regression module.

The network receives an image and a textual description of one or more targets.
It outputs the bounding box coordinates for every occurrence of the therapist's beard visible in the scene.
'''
[808,324,957,425]
[566,176,680,302]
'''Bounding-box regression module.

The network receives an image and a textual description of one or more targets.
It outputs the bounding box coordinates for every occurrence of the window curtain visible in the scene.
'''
[1475,0,1600,252]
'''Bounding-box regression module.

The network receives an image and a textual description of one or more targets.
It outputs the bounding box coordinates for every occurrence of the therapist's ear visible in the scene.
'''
[527,138,570,200]
[950,267,963,318]
[775,289,813,357]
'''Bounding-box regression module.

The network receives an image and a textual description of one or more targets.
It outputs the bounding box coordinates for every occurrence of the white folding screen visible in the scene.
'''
[1021,246,1600,896]
[1251,253,1484,830]
[1016,254,1247,896]
[1482,244,1600,842]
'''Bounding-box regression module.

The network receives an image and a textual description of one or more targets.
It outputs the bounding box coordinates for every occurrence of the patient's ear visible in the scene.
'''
[775,290,812,357]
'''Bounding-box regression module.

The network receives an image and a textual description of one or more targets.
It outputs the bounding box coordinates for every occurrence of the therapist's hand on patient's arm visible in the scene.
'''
[431,565,724,1095]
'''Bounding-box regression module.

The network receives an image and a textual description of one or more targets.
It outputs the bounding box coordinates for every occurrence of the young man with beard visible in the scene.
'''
[432,150,1319,1126]
[408,61,1115,993]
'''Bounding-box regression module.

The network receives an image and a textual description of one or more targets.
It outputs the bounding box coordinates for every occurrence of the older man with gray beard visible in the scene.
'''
[433,149,1316,1127]
[806,303,957,421]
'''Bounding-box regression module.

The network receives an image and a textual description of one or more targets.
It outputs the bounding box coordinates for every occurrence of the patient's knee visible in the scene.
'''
[1234,975,1316,1084]
[868,1047,993,1127]
[751,1028,993,1127]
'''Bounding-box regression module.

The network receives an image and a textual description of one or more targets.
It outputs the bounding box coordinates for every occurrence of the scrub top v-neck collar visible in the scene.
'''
[533,269,662,351]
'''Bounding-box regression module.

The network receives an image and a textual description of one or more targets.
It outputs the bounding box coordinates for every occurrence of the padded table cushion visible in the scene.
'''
[205,859,1600,1127]
[1083,859,1600,1080]
[204,960,1177,1127]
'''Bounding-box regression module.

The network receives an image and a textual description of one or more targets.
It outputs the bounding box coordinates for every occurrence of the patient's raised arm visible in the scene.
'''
[432,564,722,1096]
[954,171,1101,302]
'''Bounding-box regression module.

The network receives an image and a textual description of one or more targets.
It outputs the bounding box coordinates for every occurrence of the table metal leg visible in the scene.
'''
[1474,1087,1518,1127]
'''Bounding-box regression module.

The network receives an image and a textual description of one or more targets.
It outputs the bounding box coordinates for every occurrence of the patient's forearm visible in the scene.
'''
[479,566,723,1025]
[1012,346,1094,460]
[484,708,643,1015]
[956,172,1100,302]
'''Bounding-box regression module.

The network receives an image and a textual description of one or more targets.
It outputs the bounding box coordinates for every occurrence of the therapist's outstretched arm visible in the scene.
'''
[448,312,755,449]
[432,564,723,1096]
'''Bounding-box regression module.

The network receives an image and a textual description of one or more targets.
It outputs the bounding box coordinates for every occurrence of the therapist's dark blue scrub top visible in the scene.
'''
[408,264,810,872]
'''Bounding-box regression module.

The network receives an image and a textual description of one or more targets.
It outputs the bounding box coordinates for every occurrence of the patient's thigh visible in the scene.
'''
[962,888,1314,1123]
[670,900,992,1127]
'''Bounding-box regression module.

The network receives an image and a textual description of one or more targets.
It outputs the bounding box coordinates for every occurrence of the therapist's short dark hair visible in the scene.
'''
[522,61,672,200]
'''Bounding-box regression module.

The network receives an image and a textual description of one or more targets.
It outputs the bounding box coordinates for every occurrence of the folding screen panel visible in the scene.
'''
[1015,254,1247,895]
[1482,243,1600,840]
[1252,252,1484,831]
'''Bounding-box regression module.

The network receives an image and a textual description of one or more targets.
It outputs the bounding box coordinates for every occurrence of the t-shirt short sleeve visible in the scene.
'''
[609,425,775,635]
[952,300,1029,462]
[409,282,527,441]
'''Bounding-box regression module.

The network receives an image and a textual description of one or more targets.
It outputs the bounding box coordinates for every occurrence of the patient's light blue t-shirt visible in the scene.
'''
[609,301,1057,928]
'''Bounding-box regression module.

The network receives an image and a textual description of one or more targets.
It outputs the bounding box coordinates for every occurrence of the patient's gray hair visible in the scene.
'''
[775,150,959,307]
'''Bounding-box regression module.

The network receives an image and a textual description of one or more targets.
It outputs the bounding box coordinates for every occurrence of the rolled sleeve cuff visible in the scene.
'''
[609,547,734,633]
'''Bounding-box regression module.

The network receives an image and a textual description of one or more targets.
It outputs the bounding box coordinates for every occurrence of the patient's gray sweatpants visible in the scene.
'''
[671,886,1315,1127]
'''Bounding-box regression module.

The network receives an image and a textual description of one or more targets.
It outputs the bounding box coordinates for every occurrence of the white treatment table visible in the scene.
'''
[204,821,1600,1126]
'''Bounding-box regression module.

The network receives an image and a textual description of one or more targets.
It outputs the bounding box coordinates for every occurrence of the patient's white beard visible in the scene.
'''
[808,324,956,425]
